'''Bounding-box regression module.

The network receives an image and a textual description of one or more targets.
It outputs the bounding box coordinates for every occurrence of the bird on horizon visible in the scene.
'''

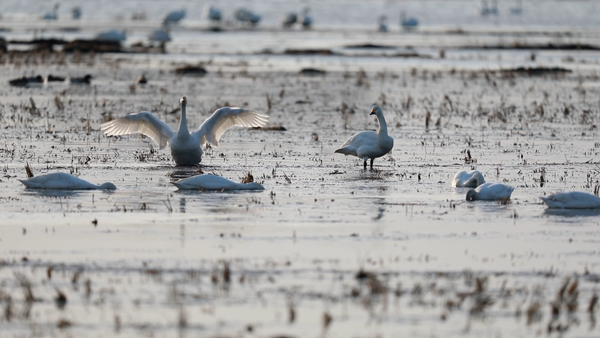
[400,10,419,30]
[163,9,185,25]
[42,3,59,20]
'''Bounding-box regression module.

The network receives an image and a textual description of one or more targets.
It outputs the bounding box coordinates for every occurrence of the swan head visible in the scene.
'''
[180,96,187,106]
[370,106,382,116]
[99,182,117,190]
[466,189,478,201]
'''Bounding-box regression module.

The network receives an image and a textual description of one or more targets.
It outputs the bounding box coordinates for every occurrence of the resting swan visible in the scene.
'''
[541,192,600,209]
[101,96,269,166]
[19,173,116,190]
[466,183,514,201]
[335,106,394,170]
[172,174,264,191]
[452,170,485,188]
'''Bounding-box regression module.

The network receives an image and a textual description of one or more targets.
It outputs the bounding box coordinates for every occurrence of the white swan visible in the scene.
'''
[202,5,222,22]
[95,30,126,42]
[71,7,82,20]
[43,4,59,20]
[452,170,485,188]
[19,173,116,190]
[163,9,186,25]
[172,174,264,191]
[510,0,523,15]
[299,7,312,29]
[481,0,499,16]
[377,15,388,33]
[541,192,600,209]
[281,12,298,28]
[335,106,394,170]
[101,96,269,166]
[149,26,171,42]
[466,183,514,201]
[400,11,418,30]
[235,8,261,26]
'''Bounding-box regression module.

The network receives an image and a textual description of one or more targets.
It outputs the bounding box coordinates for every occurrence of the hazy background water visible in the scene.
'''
[2,0,600,29]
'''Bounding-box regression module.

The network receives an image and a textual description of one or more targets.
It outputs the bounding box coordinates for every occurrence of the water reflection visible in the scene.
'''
[179,197,186,213]
[21,189,81,198]
[168,169,202,181]
[543,208,600,218]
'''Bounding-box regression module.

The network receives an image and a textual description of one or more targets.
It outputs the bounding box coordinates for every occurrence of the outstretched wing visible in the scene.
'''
[100,112,175,149]
[192,107,269,146]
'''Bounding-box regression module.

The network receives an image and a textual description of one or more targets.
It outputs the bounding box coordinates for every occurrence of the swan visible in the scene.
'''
[19,173,116,190]
[299,7,312,29]
[510,0,523,15]
[481,0,498,16]
[377,15,388,33]
[334,106,394,170]
[71,7,82,20]
[281,12,298,28]
[101,96,269,166]
[400,11,418,30]
[235,8,261,26]
[95,30,126,42]
[202,5,222,22]
[541,192,600,209]
[172,174,264,191]
[466,183,514,201]
[43,4,59,20]
[452,170,485,188]
[149,26,171,42]
[96,30,126,42]
[163,9,185,25]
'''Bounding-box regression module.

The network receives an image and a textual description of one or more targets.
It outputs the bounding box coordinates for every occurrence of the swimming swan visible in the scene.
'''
[452,170,485,187]
[335,106,394,170]
[163,9,186,25]
[541,191,600,209]
[96,30,127,42]
[19,173,117,190]
[299,7,312,29]
[202,5,222,22]
[172,174,264,191]
[400,11,419,30]
[377,15,388,33]
[101,96,269,166]
[466,183,514,201]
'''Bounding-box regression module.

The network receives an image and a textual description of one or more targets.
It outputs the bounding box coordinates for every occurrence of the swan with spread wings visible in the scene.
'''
[101,96,269,166]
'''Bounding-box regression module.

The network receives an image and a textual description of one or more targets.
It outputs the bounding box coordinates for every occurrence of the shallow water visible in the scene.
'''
[2,1,600,337]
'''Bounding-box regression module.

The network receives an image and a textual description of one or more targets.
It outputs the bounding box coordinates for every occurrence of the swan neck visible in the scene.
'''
[179,101,189,134]
[377,113,388,136]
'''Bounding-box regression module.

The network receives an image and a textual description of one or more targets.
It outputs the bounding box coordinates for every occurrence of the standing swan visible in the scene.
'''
[19,173,116,190]
[101,96,269,166]
[335,106,394,170]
